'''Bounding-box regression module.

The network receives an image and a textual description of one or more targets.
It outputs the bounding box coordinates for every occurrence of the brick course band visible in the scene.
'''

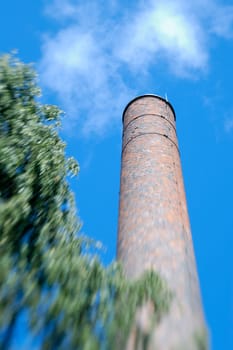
[122,132,180,155]
[123,113,177,133]
[117,95,206,350]
[122,94,176,122]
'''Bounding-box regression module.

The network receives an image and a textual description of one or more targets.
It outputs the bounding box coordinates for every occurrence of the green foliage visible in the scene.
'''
[0,55,171,349]
[194,328,209,350]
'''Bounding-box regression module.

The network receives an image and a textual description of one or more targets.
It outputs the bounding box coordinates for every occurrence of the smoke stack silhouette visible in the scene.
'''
[117,95,206,349]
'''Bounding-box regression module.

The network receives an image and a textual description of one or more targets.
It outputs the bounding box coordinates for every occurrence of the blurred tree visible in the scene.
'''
[0,55,171,350]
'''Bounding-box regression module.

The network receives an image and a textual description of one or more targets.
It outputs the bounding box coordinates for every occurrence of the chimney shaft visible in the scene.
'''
[117,95,206,349]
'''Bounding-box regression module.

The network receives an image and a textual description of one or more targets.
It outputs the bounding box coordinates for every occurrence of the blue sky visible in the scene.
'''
[1,0,233,349]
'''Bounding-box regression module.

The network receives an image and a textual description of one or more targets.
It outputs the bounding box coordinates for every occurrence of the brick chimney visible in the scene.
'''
[117,95,206,349]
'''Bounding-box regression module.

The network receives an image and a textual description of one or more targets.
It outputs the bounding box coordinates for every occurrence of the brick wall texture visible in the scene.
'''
[117,95,206,349]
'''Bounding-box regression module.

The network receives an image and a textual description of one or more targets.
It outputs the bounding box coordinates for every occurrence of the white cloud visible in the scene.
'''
[115,1,207,75]
[40,1,135,136]
[40,24,133,136]
[39,0,233,136]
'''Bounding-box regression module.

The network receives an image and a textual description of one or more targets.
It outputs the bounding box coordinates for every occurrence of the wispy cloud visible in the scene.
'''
[210,6,233,38]
[39,0,233,136]
[224,118,233,133]
[40,1,134,136]
[40,26,130,135]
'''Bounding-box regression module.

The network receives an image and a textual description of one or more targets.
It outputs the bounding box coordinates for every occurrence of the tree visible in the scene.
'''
[0,55,171,350]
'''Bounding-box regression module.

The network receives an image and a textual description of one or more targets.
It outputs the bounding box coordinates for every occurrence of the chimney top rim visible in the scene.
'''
[122,94,176,122]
